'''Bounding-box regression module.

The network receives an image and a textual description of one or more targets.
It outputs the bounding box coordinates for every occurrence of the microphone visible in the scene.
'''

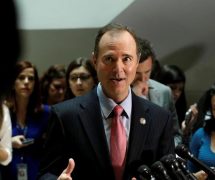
[167,154,188,180]
[151,161,171,180]
[160,154,187,180]
[175,144,215,178]
[136,164,156,180]
[176,157,197,180]
[184,104,197,126]
[184,108,192,126]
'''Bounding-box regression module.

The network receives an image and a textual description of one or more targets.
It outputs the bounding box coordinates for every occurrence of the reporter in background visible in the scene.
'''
[182,83,215,146]
[65,57,98,100]
[2,61,50,180]
[40,64,66,105]
[188,84,215,175]
[158,64,187,128]
[131,38,181,146]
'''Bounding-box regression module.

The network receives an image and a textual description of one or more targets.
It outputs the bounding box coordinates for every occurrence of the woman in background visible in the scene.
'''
[2,61,50,180]
[188,84,215,179]
[40,64,66,105]
[158,64,187,127]
[65,57,98,99]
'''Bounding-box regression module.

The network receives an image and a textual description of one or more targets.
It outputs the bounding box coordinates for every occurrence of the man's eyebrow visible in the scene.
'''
[122,53,133,58]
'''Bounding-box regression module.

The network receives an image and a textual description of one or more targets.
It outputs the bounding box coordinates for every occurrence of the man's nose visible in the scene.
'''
[139,74,147,83]
[113,59,123,72]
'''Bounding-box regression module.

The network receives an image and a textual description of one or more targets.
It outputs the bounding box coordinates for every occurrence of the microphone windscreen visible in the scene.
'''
[175,144,191,159]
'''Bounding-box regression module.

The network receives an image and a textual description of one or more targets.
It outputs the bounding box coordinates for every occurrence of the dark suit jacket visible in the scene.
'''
[39,88,174,180]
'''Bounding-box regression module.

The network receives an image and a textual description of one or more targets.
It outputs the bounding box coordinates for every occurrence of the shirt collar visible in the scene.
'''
[97,83,132,120]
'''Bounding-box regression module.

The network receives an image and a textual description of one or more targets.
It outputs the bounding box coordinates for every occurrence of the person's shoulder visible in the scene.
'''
[133,92,170,115]
[149,79,172,99]
[193,127,205,137]
[54,89,97,110]
[149,79,171,92]
[195,127,204,132]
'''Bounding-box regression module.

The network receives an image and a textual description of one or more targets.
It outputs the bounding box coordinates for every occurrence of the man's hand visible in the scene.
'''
[57,158,75,180]
[193,170,208,180]
[132,81,149,98]
[182,103,198,133]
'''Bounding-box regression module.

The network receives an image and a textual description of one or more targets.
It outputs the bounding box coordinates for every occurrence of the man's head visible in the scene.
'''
[92,23,141,103]
[133,38,156,84]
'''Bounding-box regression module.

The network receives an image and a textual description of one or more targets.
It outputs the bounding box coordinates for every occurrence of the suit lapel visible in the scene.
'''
[126,93,151,166]
[78,90,113,173]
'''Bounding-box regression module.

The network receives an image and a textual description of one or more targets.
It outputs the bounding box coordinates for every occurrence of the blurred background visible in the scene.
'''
[15,0,215,105]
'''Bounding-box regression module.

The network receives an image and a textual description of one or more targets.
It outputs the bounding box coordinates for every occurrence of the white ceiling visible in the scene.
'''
[16,0,134,29]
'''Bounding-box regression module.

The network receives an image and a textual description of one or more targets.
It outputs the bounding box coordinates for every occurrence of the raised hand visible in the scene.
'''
[57,158,75,180]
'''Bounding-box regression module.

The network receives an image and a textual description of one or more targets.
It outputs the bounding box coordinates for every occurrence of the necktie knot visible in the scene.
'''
[113,105,123,117]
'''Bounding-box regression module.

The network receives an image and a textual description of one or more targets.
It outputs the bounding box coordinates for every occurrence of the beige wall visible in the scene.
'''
[18,0,215,106]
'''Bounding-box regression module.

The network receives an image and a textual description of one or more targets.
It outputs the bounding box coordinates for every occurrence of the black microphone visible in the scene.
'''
[151,161,171,180]
[175,144,215,178]
[160,154,187,180]
[184,104,197,126]
[184,108,192,126]
[176,157,197,180]
[167,154,188,180]
[136,164,156,180]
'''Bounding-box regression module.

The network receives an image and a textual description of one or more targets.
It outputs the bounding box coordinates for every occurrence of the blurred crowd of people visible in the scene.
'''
[0,57,99,179]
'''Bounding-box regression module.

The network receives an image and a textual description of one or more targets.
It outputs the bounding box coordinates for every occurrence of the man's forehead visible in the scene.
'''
[100,30,135,44]
[98,31,137,53]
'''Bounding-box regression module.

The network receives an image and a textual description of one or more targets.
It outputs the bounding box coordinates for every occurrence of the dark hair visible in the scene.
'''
[195,83,215,134]
[159,65,186,85]
[40,64,66,103]
[138,38,156,63]
[65,57,98,99]
[158,64,187,124]
[204,118,215,135]
[93,23,141,58]
[6,61,42,114]
[151,59,163,81]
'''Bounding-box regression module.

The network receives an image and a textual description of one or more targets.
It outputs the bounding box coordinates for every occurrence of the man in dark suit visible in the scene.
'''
[39,23,174,180]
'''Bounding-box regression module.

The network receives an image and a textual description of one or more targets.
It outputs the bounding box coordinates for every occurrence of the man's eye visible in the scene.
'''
[104,57,114,64]
[123,57,132,64]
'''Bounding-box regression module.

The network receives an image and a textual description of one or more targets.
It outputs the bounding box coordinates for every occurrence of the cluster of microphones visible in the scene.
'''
[135,144,215,180]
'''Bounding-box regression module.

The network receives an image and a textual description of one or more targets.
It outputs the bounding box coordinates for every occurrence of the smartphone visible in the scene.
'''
[22,138,34,145]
